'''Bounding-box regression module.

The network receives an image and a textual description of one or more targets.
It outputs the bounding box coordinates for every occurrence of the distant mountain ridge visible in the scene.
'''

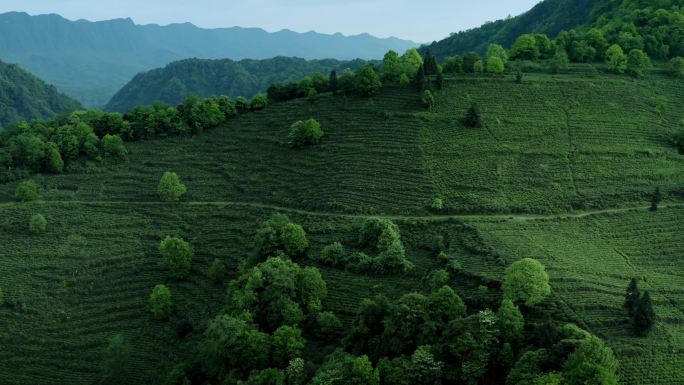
[105,57,371,112]
[422,0,604,59]
[0,12,416,107]
[0,60,81,128]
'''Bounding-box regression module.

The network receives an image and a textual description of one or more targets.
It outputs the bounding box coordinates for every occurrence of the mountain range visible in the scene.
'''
[0,12,416,107]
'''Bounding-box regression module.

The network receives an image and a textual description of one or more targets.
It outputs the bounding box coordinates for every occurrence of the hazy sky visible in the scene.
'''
[0,0,541,42]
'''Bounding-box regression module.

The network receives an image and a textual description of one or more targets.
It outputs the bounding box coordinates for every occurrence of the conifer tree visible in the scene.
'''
[633,291,656,336]
[423,49,437,75]
[414,65,427,91]
[464,103,482,128]
[650,187,662,211]
[329,70,338,93]
[623,278,640,317]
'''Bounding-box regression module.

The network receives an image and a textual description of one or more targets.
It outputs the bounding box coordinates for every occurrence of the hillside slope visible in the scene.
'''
[0,70,682,384]
[0,60,81,128]
[105,57,369,112]
[423,0,603,58]
[0,12,415,107]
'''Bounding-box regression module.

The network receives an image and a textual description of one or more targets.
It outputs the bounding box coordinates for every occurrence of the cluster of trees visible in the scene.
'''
[317,218,413,274]
[624,278,656,336]
[441,44,509,75]
[252,213,309,266]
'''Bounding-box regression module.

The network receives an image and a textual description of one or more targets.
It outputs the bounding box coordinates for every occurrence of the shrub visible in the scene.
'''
[250,93,268,111]
[288,118,324,148]
[159,236,194,279]
[149,284,172,320]
[253,214,310,262]
[626,49,651,76]
[473,60,485,73]
[421,90,435,109]
[431,198,443,210]
[355,65,382,96]
[208,258,227,282]
[102,134,127,158]
[15,180,39,202]
[321,242,347,267]
[157,171,187,202]
[29,214,47,234]
[669,57,684,78]
[44,142,64,173]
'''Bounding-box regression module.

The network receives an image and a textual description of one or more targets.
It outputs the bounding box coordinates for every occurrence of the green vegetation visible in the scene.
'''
[0,60,81,128]
[157,172,187,202]
[28,213,47,234]
[289,119,324,148]
[502,258,551,307]
[159,236,194,279]
[0,41,683,385]
[106,57,372,112]
[15,180,39,202]
[149,284,172,320]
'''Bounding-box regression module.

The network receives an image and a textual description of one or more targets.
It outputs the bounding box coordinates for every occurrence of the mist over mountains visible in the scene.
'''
[0,12,416,107]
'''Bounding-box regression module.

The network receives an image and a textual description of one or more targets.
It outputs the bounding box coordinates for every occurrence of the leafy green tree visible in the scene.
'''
[272,325,306,367]
[464,103,482,128]
[421,90,435,110]
[626,49,651,76]
[506,349,549,385]
[356,65,382,96]
[563,336,619,385]
[473,60,485,73]
[11,132,46,170]
[289,118,324,148]
[102,134,127,159]
[669,57,684,78]
[606,44,627,74]
[280,222,308,256]
[443,56,464,73]
[550,48,570,73]
[44,141,64,173]
[200,314,271,378]
[410,346,443,384]
[382,50,402,82]
[509,35,540,60]
[497,299,524,344]
[285,358,306,385]
[399,73,411,86]
[486,56,505,74]
[502,258,551,307]
[320,242,347,267]
[427,285,466,324]
[149,284,172,320]
[159,236,194,279]
[623,278,641,317]
[251,93,268,111]
[487,44,508,63]
[423,49,438,75]
[401,48,424,77]
[463,52,480,73]
[633,291,656,336]
[235,96,250,114]
[243,368,285,385]
[208,258,227,282]
[29,213,47,234]
[157,171,187,202]
[316,311,342,341]
[15,180,39,202]
[650,187,662,211]
[99,334,133,385]
[307,88,318,105]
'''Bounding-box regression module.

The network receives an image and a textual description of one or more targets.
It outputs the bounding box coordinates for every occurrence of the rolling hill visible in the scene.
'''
[0,60,81,128]
[105,57,370,112]
[0,11,416,107]
[0,67,682,384]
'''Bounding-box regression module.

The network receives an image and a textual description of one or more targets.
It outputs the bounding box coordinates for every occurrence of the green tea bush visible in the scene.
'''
[15,180,39,202]
[29,213,47,234]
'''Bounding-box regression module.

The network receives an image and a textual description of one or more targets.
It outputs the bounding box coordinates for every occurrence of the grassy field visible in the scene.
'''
[0,69,682,384]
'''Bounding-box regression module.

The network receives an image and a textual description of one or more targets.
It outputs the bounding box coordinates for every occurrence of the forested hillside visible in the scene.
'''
[422,0,603,58]
[424,0,684,61]
[106,57,370,112]
[0,60,81,128]
[0,12,415,107]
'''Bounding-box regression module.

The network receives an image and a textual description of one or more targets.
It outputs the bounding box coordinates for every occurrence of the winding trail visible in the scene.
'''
[6,199,683,222]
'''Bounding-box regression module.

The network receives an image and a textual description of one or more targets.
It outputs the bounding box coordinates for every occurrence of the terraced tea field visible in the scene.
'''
[0,70,682,384]
[469,206,684,385]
